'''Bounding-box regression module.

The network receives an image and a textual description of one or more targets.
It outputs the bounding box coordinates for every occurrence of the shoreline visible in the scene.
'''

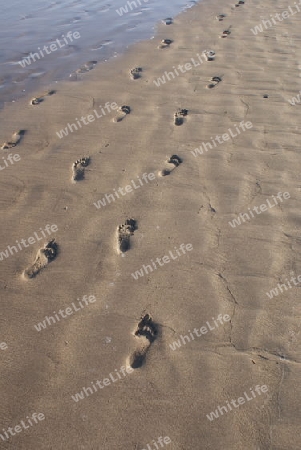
[0,0,199,110]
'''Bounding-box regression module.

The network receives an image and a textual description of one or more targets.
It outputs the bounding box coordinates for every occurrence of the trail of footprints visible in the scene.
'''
[9,3,245,369]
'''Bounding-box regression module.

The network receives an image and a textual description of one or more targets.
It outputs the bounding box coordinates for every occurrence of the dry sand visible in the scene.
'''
[1,0,301,448]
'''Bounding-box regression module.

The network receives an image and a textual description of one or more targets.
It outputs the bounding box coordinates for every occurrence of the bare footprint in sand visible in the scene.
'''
[174,108,188,126]
[216,14,226,21]
[163,17,173,25]
[128,314,158,369]
[113,105,131,123]
[159,154,183,176]
[130,67,142,80]
[71,156,90,182]
[1,130,25,149]
[30,90,56,106]
[23,239,58,279]
[235,0,245,6]
[203,50,216,61]
[69,61,97,80]
[207,76,222,89]
[117,218,137,254]
[158,39,173,49]
[221,28,231,38]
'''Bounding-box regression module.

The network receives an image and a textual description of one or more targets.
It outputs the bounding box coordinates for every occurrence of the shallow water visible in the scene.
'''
[0,0,197,107]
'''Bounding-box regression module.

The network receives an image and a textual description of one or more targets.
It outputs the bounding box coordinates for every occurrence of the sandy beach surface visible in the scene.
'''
[1,0,301,448]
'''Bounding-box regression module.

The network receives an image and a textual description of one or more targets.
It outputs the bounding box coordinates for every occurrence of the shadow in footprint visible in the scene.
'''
[158,39,173,49]
[72,156,90,182]
[23,239,58,279]
[113,105,131,123]
[174,108,188,126]
[163,17,173,25]
[221,28,231,38]
[159,154,183,176]
[1,130,26,149]
[117,218,137,254]
[207,76,222,89]
[203,50,216,61]
[216,14,226,21]
[30,90,56,106]
[130,67,142,80]
[128,314,158,369]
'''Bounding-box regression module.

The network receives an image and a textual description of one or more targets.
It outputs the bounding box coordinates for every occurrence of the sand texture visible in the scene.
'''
[0,0,301,448]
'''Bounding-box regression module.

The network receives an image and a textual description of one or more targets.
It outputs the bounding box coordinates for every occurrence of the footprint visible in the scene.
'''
[203,49,216,61]
[235,0,245,5]
[216,14,226,21]
[163,17,173,25]
[159,154,183,176]
[76,61,97,74]
[71,157,90,182]
[1,130,25,149]
[207,76,222,89]
[128,314,158,369]
[130,67,142,80]
[174,108,188,126]
[30,90,56,106]
[221,28,231,38]
[117,219,137,254]
[23,239,58,279]
[113,105,131,123]
[69,61,97,80]
[158,39,173,49]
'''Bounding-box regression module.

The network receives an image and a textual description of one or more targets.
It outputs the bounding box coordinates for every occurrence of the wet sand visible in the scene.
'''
[0,0,301,448]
